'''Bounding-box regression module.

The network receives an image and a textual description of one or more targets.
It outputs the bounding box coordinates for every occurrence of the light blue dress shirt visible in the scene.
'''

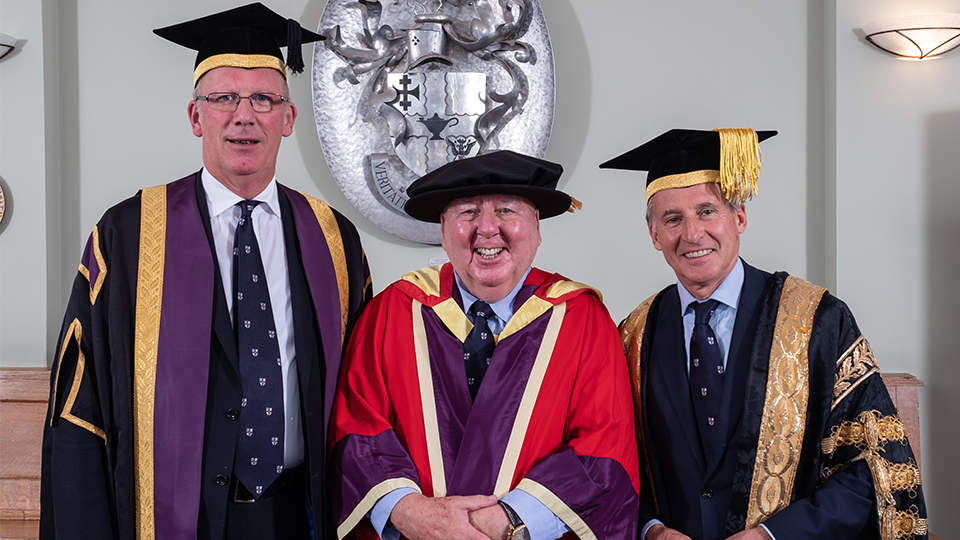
[370,268,570,540]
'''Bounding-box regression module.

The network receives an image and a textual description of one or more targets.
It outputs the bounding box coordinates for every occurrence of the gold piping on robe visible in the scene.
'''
[50,319,108,441]
[336,478,421,540]
[746,277,825,528]
[516,478,598,540]
[303,193,350,348]
[78,226,108,305]
[412,300,447,498]
[134,184,166,540]
[619,293,659,516]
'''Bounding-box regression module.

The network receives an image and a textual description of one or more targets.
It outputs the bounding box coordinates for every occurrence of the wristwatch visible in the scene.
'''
[498,500,530,540]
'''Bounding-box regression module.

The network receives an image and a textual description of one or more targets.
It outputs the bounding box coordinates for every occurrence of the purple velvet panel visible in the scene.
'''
[153,176,215,539]
[81,233,100,292]
[419,307,472,481]
[419,307,551,496]
[282,187,342,432]
[525,449,639,539]
[331,431,421,525]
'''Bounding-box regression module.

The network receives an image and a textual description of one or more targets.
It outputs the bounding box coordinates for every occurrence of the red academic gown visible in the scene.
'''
[330,264,640,540]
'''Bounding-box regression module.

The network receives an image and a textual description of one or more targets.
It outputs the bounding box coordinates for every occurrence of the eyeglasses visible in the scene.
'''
[195,92,289,113]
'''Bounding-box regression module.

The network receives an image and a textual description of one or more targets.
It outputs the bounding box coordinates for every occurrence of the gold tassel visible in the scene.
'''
[713,128,761,204]
[567,196,583,213]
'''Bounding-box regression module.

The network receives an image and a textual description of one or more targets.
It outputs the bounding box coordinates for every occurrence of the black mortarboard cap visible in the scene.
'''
[600,128,777,203]
[404,151,578,223]
[153,3,324,86]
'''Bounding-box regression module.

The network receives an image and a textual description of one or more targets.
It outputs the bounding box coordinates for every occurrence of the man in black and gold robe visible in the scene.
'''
[601,128,926,540]
[40,5,371,539]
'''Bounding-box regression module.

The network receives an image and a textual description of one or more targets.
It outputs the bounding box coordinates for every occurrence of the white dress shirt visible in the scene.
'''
[201,169,303,468]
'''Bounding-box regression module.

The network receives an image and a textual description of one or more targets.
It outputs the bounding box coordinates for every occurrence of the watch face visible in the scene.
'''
[0,184,5,225]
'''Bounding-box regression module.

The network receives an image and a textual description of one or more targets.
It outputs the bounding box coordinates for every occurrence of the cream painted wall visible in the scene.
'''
[0,0,956,533]
[0,0,60,368]
[832,1,960,534]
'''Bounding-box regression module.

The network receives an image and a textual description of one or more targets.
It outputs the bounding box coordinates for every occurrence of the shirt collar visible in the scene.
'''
[677,258,744,314]
[201,168,280,219]
[455,267,533,325]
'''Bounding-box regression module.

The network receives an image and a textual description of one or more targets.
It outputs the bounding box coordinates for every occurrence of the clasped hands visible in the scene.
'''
[390,492,510,540]
[647,524,772,540]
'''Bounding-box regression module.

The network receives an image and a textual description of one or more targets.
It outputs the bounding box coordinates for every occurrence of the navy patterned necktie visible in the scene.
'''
[463,301,495,401]
[233,200,284,499]
[689,299,724,458]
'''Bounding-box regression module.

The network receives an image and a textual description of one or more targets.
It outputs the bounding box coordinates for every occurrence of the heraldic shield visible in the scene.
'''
[313,0,556,243]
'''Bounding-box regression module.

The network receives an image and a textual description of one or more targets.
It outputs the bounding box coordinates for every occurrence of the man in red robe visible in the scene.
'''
[330,151,640,540]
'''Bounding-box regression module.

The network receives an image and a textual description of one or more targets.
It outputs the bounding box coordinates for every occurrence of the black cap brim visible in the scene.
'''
[403,151,570,223]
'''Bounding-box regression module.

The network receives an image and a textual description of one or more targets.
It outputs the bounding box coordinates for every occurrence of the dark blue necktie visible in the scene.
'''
[233,200,284,499]
[463,301,495,401]
[689,299,723,458]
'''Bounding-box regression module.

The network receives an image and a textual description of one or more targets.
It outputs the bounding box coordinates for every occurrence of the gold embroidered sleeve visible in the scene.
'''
[832,336,880,411]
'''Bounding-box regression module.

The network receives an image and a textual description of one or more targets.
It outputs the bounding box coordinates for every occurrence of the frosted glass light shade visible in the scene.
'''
[0,33,16,60]
[863,13,960,59]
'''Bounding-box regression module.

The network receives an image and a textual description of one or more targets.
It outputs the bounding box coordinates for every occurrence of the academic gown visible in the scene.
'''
[330,264,640,540]
[40,172,371,540]
[620,261,927,540]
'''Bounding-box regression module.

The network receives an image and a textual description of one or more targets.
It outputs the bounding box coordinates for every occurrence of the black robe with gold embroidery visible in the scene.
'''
[40,172,371,540]
[620,261,926,540]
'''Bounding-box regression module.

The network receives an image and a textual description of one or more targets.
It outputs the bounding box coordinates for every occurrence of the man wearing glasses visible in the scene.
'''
[40,4,371,539]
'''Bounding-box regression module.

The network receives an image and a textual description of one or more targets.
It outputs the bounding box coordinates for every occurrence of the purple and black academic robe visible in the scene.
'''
[40,172,371,540]
[621,261,927,540]
[330,264,640,540]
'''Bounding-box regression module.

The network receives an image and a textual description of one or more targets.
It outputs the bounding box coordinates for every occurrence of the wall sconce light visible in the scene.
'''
[0,33,17,60]
[863,13,960,60]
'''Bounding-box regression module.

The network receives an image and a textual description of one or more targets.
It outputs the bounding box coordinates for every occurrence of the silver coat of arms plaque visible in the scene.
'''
[312,0,556,243]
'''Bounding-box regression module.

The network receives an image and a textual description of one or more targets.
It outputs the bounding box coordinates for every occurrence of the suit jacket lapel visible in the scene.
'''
[653,289,707,471]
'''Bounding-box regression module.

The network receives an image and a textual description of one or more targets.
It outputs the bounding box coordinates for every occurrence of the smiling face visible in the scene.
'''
[440,194,541,302]
[648,182,747,300]
[188,66,296,198]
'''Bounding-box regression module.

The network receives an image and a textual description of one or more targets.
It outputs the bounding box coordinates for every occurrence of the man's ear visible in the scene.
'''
[735,204,747,234]
[649,222,663,252]
[282,102,297,137]
[188,100,203,138]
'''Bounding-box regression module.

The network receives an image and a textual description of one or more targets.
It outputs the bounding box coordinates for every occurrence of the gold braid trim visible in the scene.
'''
[881,506,927,540]
[645,170,719,203]
[89,225,107,305]
[821,410,922,540]
[822,410,907,457]
[746,276,825,528]
[50,319,108,442]
[301,192,349,349]
[619,293,659,516]
[193,54,287,86]
[134,185,166,540]
[832,336,880,411]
